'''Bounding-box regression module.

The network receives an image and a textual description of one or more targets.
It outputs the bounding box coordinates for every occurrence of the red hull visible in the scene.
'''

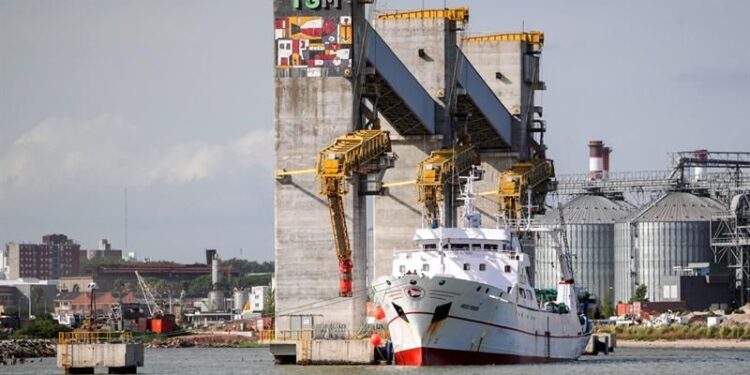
[395,347,570,366]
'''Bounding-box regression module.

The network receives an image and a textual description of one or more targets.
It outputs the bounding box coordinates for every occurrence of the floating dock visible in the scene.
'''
[57,331,144,374]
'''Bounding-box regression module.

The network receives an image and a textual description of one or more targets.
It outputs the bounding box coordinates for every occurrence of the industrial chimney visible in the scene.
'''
[602,146,612,179]
[205,249,217,266]
[211,253,220,288]
[588,140,604,180]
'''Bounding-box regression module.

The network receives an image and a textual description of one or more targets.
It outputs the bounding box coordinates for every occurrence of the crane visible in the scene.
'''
[417,143,480,227]
[317,129,394,297]
[497,158,556,223]
[135,271,162,318]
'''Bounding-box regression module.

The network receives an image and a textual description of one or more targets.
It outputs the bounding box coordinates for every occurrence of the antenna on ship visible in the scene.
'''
[458,166,482,228]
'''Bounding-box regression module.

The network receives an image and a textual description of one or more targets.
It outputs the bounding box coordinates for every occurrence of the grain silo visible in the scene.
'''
[233,289,248,313]
[614,192,724,303]
[534,195,633,302]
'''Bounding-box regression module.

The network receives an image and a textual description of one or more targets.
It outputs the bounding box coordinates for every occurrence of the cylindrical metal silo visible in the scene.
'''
[208,290,226,312]
[520,236,536,287]
[613,221,633,304]
[233,289,248,312]
[534,195,632,302]
[614,192,724,303]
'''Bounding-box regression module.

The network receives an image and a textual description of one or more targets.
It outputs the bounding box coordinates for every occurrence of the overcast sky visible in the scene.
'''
[1,0,747,263]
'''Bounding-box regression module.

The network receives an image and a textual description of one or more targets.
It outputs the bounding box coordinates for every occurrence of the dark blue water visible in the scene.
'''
[1,347,748,374]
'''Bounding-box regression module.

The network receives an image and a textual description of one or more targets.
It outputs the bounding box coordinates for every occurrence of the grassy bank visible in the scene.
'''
[596,325,750,341]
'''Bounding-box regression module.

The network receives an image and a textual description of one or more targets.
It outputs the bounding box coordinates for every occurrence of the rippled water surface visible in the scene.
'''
[1,347,749,375]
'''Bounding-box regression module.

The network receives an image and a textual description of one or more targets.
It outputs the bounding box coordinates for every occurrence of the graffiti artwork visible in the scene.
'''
[274,16,352,77]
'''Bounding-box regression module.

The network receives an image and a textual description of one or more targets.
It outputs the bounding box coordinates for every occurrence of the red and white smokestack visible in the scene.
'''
[588,140,604,180]
[602,146,611,179]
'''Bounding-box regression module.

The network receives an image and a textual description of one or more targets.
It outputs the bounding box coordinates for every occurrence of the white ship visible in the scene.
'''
[371,168,592,365]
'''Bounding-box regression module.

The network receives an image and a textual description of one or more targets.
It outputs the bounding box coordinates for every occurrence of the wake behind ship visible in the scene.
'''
[371,169,592,365]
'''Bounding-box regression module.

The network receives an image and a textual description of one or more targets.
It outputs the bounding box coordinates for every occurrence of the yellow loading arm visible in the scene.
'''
[497,159,556,222]
[417,144,480,227]
[462,31,544,46]
[377,7,469,23]
[317,129,393,297]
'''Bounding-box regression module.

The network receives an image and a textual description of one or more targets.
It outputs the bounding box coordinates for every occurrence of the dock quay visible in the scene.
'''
[57,331,144,374]
[263,330,376,365]
[583,333,617,356]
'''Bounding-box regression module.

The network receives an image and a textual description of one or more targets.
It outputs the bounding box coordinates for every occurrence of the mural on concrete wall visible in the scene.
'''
[274,16,352,78]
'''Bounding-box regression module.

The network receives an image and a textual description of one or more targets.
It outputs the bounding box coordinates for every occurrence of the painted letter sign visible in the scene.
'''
[292,0,341,10]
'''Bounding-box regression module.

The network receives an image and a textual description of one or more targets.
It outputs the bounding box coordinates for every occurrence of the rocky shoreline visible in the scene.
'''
[145,336,265,349]
[0,340,56,365]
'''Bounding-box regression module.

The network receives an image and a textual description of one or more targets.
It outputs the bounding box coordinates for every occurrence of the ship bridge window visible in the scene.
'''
[479,263,486,271]
[463,263,470,271]
[424,244,436,250]
[453,244,469,250]
[422,264,430,272]
[472,244,482,251]
[486,244,498,251]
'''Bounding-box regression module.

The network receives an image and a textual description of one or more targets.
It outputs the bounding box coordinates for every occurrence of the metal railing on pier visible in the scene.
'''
[58,331,134,344]
[258,329,313,343]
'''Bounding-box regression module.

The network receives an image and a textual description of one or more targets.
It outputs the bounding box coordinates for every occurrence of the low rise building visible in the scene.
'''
[80,239,123,261]
[0,247,8,280]
[250,286,270,313]
[55,291,140,316]
[58,276,94,294]
[0,286,19,314]
[0,278,59,318]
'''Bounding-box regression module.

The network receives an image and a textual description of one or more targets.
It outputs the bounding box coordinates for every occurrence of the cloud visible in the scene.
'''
[0,114,272,194]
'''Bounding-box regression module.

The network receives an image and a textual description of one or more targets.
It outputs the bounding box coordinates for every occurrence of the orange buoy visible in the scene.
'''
[370,333,382,346]
[374,306,386,320]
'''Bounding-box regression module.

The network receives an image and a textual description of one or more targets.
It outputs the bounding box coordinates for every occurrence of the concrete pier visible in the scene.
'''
[57,343,144,374]
[270,339,374,365]
[583,333,617,355]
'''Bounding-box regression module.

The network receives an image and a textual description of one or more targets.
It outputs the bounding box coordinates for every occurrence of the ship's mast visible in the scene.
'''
[458,166,482,229]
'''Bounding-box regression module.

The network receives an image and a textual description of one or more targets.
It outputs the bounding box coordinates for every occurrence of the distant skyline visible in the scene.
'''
[1,0,748,263]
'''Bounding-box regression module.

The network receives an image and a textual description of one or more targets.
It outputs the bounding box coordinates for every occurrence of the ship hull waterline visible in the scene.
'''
[373,275,591,366]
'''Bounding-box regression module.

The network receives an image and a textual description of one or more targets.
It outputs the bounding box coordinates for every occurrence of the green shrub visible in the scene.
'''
[720,326,732,339]
[16,315,72,339]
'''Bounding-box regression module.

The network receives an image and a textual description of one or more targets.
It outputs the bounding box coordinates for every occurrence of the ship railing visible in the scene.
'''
[394,247,518,257]
[59,331,134,344]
